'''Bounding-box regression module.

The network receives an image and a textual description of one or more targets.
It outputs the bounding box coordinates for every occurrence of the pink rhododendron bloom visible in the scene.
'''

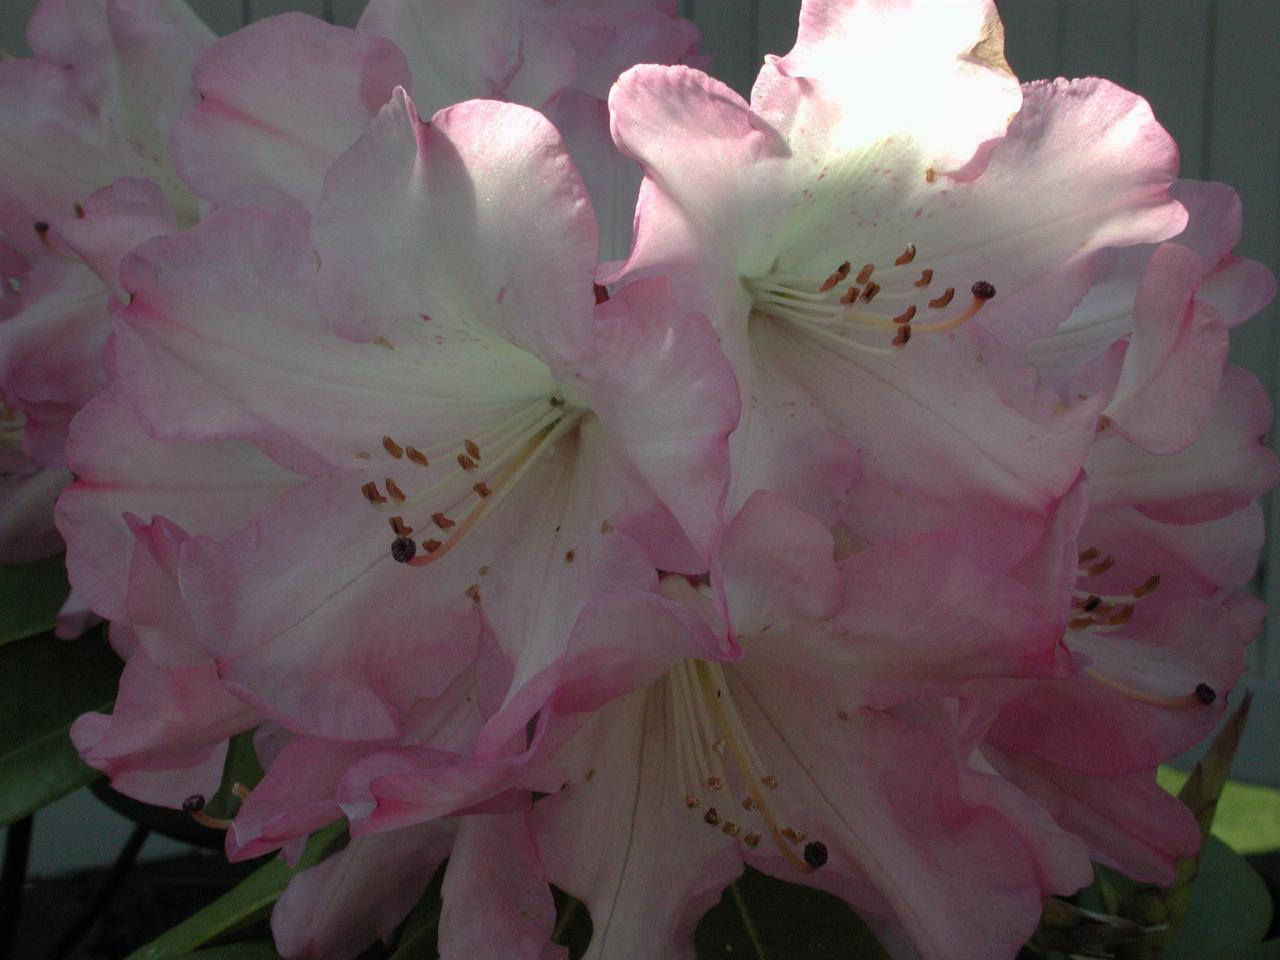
[0,0,211,560]
[169,0,698,256]
[607,0,1188,563]
[515,492,1089,960]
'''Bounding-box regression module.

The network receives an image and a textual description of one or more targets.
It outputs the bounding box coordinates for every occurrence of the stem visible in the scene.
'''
[0,816,34,959]
[46,824,150,960]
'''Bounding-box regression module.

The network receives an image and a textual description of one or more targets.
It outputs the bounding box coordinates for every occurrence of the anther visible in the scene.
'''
[1085,556,1116,577]
[971,280,996,300]
[685,795,700,809]
[704,808,721,826]
[722,820,741,836]
[1106,605,1135,626]
[464,439,481,460]
[74,203,86,218]
[361,481,387,504]
[925,168,937,183]
[761,775,779,789]
[744,832,762,849]
[894,244,917,266]
[432,512,456,530]
[382,436,404,458]
[803,841,829,868]
[1068,615,1094,630]
[707,776,724,791]
[384,478,406,503]
[820,261,851,293]
[1078,547,1101,564]
[564,550,575,563]
[465,584,481,604]
[928,287,955,309]
[1080,595,1102,612]
[860,281,881,303]
[457,453,478,470]
[422,538,442,553]
[473,482,492,498]
[1196,683,1216,705]
[182,794,206,813]
[389,516,413,536]
[914,268,933,288]
[742,796,757,811]
[406,446,429,467]
[781,827,807,844]
[391,537,417,563]
[1133,574,1161,598]
[855,263,875,285]
[839,286,860,304]
[893,305,916,325]
[892,325,912,347]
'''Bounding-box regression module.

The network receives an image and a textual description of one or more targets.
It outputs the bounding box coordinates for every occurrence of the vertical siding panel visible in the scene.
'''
[753,0,800,62]
[330,0,366,27]
[188,0,247,34]
[250,0,328,22]
[997,0,1063,82]
[0,0,39,56]
[1131,0,1209,178]
[690,0,757,96]
[1058,0,1135,85]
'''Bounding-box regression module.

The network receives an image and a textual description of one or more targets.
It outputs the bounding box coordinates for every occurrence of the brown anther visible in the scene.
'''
[373,336,394,350]
[893,305,916,325]
[836,709,849,722]
[685,795,701,808]
[892,325,912,347]
[600,520,612,534]
[422,538,443,553]
[706,776,724,791]
[389,516,413,536]
[820,260,851,292]
[839,286,861,304]
[473,482,492,498]
[855,263,875,285]
[464,439,481,460]
[1096,415,1112,432]
[585,768,596,782]
[564,550,575,563]
[971,280,996,300]
[1133,574,1161,598]
[1086,556,1116,577]
[33,221,49,236]
[384,478,406,503]
[406,446,429,467]
[704,807,721,826]
[457,453,478,470]
[361,481,387,504]
[1080,595,1102,613]
[781,827,807,844]
[74,203,86,219]
[860,281,881,303]
[925,168,937,183]
[894,244,917,266]
[1078,547,1101,564]
[722,821,741,836]
[761,775,779,789]
[742,796,757,812]
[914,268,934,288]
[432,512,456,530]
[382,436,404,458]
[465,584,482,604]
[1106,604,1135,626]
[711,739,727,756]
[1068,616,1095,631]
[928,287,956,309]
[744,832,763,849]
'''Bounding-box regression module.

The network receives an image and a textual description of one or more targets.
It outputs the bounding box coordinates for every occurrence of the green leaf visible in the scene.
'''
[0,554,71,645]
[183,942,282,959]
[0,629,121,825]
[125,822,347,960]
[694,866,891,959]
[204,730,266,821]
[1237,940,1280,960]
[388,881,445,960]
[1166,835,1273,960]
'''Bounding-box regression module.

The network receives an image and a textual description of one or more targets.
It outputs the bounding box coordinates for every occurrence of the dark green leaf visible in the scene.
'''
[1166,835,1273,960]
[0,629,120,825]
[1237,940,1280,960]
[204,730,266,821]
[694,866,891,959]
[388,877,445,960]
[0,554,71,646]
[183,942,281,959]
[125,822,347,960]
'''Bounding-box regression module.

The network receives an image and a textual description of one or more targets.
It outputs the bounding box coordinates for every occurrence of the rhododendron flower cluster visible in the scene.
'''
[0,0,1274,958]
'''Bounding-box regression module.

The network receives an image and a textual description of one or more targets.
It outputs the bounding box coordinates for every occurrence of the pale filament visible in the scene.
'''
[667,659,817,874]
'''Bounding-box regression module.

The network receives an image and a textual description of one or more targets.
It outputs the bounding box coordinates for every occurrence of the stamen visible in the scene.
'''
[422,538,442,553]
[855,263,875,285]
[389,516,413,536]
[893,305,916,325]
[385,478,406,503]
[457,454,478,470]
[860,281,881,303]
[361,481,387,504]
[928,288,955,309]
[839,286,860,305]
[894,244,917,266]
[406,446,429,467]
[432,512,456,530]
[914,269,933,288]
[892,325,911,347]
[473,482,492,498]
[819,261,851,293]
[464,439,481,460]
[1085,668,1219,709]
[1078,547,1101,564]
[382,436,404,458]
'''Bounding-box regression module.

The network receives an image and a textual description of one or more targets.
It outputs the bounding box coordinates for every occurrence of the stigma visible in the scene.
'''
[742,244,996,353]
[359,395,584,570]
[666,659,825,874]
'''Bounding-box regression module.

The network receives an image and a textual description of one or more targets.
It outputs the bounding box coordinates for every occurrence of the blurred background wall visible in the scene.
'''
[1,0,1276,870]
